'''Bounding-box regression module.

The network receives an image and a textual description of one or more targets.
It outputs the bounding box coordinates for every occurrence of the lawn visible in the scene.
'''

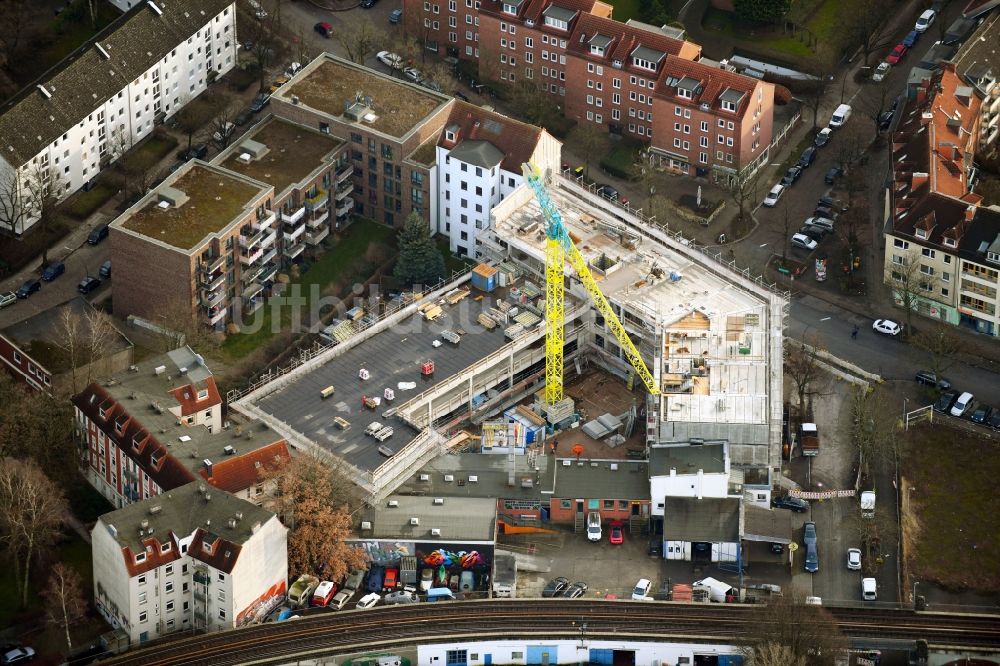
[902,425,1000,592]
[65,181,118,220]
[435,236,475,275]
[221,220,397,359]
[131,134,179,171]
[599,138,643,180]
[702,8,813,60]
[607,0,641,22]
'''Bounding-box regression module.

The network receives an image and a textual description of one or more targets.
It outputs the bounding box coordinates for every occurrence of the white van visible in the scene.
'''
[862,577,877,601]
[586,512,602,542]
[828,103,852,129]
[248,0,268,19]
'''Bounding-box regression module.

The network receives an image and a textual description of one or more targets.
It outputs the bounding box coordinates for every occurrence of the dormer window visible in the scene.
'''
[544,16,568,29]
[591,45,604,56]
[135,552,146,564]
[160,542,171,554]
[915,229,927,239]
[446,130,456,142]
[718,88,745,113]
[943,238,957,248]
[677,88,692,99]
[197,389,209,401]
[632,57,657,71]
[721,100,737,112]
[503,3,517,14]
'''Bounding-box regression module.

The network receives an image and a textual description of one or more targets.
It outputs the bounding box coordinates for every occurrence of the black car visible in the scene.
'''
[455,90,470,101]
[360,0,378,6]
[798,226,825,242]
[542,576,569,597]
[99,260,112,279]
[78,276,102,295]
[798,146,818,168]
[178,144,208,161]
[41,261,65,281]
[814,205,839,221]
[934,390,959,413]
[970,405,993,424]
[988,411,1000,431]
[817,195,848,212]
[596,184,619,200]
[561,581,588,598]
[914,369,951,390]
[773,495,809,512]
[824,165,843,184]
[234,109,252,126]
[878,111,895,132]
[780,166,803,186]
[87,223,109,245]
[250,93,271,113]
[15,279,40,299]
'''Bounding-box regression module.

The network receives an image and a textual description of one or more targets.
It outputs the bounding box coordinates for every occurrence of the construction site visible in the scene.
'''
[232,172,788,524]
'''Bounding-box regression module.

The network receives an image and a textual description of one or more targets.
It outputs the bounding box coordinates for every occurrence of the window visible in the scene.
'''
[135,552,146,564]
[942,271,950,282]
[219,609,227,620]
[139,611,148,623]
[603,499,614,509]
[218,590,226,601]
[165,581,174,593]
[447,651,468,665]
[218,572,226,582]
[139,591,147,604]
[166,600,174,612]
[922,248,936,259]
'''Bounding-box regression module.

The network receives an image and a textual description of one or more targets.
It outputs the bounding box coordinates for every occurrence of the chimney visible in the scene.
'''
[911,172,929,189]
[669,467,676,477]
[965,205,976,222]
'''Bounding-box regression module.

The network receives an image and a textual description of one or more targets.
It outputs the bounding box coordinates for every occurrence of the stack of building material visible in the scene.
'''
[504,324,525,340]
[477,313,497,330]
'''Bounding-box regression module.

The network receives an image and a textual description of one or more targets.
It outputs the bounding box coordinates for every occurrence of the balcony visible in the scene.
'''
[336,165,352,184]
[284,242,305,259]
[258,248,278,268]
[258,264,278,284]
[240,246,264,265]
[260,230,278,250]
[336,199,354,218]
[253,211,277,231]
[200,255,226,275]
[307,210,329,228]
[334,182,353,201]
[199,271,226,291]
[281,206,306,224]
[204,290,226,308]
[285,223,306,243]
[204,304,227,325]
[243,281,265,300]
[240,229,265,248]
[305,188,329,211]
[306,227,330,245]
[242,265,265,284]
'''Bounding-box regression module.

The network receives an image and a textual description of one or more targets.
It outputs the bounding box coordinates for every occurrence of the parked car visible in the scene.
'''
[814,127,832,147]
[915,9,935,32]
[98,260,112,279]
[798,146,818,168]
[314,21,333,37]
[78,276,102,295]
[988,411,1000,431]
[212,121,236,143]
[878,110,895,132]
[41,261,65,281]
[847,548,862,571]
[780,166,803,186]
[773,495,809,512]
[818,195,848,212]
[404,67,423,82]
[455,90,470,101]
[763,183,785,207]
[377,51,404,69]
[862,577,877,601]
[872,319,901,336]
[950,391,974,417]
[390,8,403,23]
[790,233,818,251]
[383,568,399,591]
[330,590,352,610]
[970,405,993,424]
[631,578,652,600]
[421,79,443,92]
[609,520,624,545]
[915,370,951,390]
[933,390,959,413]
[360,0,379,7]
[542,576,569,597]
[596,184,620,201]
[803,522,819,573]
[250,93,271,113]
[561,581,589,598]
[824,165,843,184]
[384,590,419,604]
[178,143,209,161]
[813,205,839,221]
[235,109,253,126]
[420,568,434,592]
[798,226,825,243]
[15,279,40,299]
[902,29,920,48]
[872,62,891,82]
[586,511,602,542]
[366,566,384,593]
[886,43,908,65]
[0,292,16,309]
[356,592,380,609]
[1,647,34,665]
[87,223,109,245]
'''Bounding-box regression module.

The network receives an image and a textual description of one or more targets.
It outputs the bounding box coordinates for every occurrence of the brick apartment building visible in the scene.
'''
[72,346,290,509]
[407,0,774,178]
[883,61,1000,337]
[92,482,287,643]
[0,0,237,235]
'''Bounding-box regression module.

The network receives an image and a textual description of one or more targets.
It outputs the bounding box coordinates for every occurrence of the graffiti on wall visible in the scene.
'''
[359,540,415,565]
[236,579,287,626]
[417,545,487,570]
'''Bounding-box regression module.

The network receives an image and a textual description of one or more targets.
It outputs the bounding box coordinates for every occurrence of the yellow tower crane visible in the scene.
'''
[521,164,660,406]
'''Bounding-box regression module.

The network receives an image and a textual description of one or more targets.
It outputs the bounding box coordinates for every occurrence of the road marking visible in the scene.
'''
[759,243,768,248]
[820,317,831,322]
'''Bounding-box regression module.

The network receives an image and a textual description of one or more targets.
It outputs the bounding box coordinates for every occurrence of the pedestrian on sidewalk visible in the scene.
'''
[852,325,859,340]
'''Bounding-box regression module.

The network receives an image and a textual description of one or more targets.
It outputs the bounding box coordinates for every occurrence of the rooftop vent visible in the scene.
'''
[361,521,372,530]
[409,517,420,526]
[149,505,161,515]
[433,498,444,505]
[443,474,454,482]
[223,445,236,456]
[37,85,51,99]
[419,474,430,482]
[388,500,400,508]
[147,1,163,16]
[468,475,478,483]
[178,435,191,443]
[431,528,441,536]
[95,43,110,59]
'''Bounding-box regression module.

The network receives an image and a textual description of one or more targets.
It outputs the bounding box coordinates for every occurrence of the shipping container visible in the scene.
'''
[471,263,499,292]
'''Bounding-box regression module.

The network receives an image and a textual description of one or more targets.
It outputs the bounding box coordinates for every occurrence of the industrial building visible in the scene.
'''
[231,172,786,530]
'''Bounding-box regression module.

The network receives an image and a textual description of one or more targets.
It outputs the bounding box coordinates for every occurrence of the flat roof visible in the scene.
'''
[251,308,510,473]
[360,495,497,541]
[649,443,727,476]
[394,453,556,501]
[662,497,741,542]
[219,117,343,196]
[119,163,268,250]
[551,458,650,499]
[284,56,447,138]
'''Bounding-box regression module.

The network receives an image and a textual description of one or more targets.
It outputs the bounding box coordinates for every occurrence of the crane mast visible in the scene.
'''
[521,164,660,407]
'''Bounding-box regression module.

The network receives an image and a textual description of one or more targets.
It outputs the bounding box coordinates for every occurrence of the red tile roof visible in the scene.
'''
[122,537,182,577]
[200,440,291,493]
[566,13,700,64]
[168,376,222,417]
[439,102,544,172]
[188,528,244,574]
[655,56,761,117]
[73,384,196,491]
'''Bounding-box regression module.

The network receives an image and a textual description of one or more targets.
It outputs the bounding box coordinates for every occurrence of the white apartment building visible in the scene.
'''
[92,482,288,644]
[0,0,237,235]
[435,102,560,258]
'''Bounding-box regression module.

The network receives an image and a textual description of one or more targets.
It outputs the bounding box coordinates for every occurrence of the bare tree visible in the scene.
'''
[847,0,892,67]
[335,18,381,65]
[835,123,869,170]
[848,384,899,478]
[421,60,458,96]
[0,458,67,608]
[43,562,88,651]
[0,167,31,237]
[567,122,604,180]
[245,11,284,92]
[885,249,937,335]
[785,335,827,411]
[107,126,135,201]
[737,595,847,666]
[54,308,83,395]
[147,295,218,353]
[0,0,32,62]
[744,643,807,666]
[727,168,761,224]
[21,164,60,264]
[209,102,242,151]
[911,324,961,384]
[174,98,221,156]
[780,197,794,264]
[0,375,75,482]
[55,307,119,394]
[856,81,894,139]
[631,151,660,215]
[801,51,838,131]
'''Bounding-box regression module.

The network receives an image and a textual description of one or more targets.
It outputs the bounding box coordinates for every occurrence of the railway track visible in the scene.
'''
[96,600,1000,665]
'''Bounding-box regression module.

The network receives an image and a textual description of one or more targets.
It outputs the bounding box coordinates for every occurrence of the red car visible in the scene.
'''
[886,43,907,64]
[383,568,399,591]
[609,520,624,545]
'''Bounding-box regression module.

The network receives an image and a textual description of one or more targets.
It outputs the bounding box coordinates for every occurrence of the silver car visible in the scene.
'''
[384,590,419,604]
